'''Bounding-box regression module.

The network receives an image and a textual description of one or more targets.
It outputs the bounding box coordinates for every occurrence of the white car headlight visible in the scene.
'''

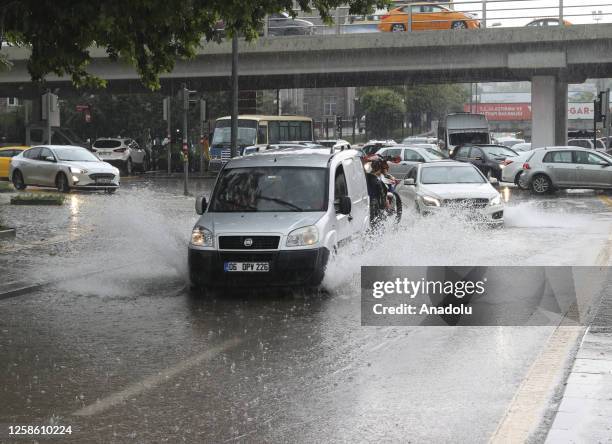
[191,226,214,247]
[490,194,502,206]
[421,195,441,207]
[286,225,319,247]
[70,167,87,174]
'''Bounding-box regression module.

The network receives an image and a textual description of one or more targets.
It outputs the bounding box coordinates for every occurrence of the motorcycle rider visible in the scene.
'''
[365,157,388,227]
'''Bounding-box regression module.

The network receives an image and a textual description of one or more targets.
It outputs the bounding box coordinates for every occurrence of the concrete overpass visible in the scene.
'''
[2,24,612,146]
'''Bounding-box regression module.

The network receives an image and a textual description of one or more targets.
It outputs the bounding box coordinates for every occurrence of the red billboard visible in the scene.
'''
[463,103,532,121]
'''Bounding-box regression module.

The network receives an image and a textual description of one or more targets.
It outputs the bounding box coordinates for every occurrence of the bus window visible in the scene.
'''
[268,120,312,143]
[258,125,268,144]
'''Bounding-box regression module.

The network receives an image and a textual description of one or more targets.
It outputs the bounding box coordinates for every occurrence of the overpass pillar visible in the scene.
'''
[531,76,567,148]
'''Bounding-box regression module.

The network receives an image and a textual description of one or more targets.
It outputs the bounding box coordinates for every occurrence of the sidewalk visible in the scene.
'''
[545,282,612,443]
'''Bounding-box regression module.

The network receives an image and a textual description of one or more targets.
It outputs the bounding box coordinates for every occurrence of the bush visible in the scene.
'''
[10,193,65,205]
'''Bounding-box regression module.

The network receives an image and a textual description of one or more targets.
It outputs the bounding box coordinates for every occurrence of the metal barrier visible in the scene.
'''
[213,1,612,36]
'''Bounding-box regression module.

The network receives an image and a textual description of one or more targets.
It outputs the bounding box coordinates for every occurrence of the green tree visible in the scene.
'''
[402,84,468,128]
[359,88,406,139]
[1,0,389,90]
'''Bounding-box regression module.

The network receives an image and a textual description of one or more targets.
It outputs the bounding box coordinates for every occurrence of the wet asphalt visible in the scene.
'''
[1,177,611,443]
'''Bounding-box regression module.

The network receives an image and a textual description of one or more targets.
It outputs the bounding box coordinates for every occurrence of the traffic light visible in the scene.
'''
[599,90,608,122]
[594,98,602,123]
[336,115,343,137]
[177,87,198,110]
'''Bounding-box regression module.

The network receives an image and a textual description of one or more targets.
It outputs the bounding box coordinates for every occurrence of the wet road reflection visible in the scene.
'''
[1,179,611,442]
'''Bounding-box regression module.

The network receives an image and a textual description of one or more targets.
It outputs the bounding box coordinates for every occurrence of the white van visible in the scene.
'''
[438,113,490,154]
[188,148,370,289]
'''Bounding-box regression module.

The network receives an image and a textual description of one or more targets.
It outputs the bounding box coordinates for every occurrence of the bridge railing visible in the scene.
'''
[259,0,612,35]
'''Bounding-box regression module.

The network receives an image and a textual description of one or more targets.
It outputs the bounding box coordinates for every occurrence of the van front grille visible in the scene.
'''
[218,236,280,250]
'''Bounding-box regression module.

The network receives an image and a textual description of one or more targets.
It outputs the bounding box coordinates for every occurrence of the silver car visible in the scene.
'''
[377,145,447,177]
[10,145,120,193]
[519,147,612,194]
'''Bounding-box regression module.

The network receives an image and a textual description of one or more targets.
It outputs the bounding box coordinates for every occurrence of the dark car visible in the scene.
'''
[450,144,519,180]
[215,13,314,37]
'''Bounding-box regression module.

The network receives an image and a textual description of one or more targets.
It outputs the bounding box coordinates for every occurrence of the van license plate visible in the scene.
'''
[224,262,269,272]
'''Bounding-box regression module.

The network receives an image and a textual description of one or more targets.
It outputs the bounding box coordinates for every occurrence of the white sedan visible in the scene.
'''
[399,161,504,226]
[10,145,120,193]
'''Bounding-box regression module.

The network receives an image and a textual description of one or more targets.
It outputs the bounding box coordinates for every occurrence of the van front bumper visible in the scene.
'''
[188,247,330,288]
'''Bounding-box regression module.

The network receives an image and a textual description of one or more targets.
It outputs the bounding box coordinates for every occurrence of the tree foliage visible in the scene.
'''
[359,87,406,138]
[1,0,389,90]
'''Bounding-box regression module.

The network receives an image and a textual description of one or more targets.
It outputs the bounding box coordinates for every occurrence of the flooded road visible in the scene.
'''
[1,179,611,442]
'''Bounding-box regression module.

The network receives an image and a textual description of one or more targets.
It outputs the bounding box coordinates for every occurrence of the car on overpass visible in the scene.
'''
[525,18,572,27]
[378,3,480,32]
[519,147,612,194]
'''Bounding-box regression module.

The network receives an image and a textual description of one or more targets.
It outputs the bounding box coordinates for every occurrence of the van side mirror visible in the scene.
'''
[336,196,351,215]
[195,195,207,214]
[403,178,415,186]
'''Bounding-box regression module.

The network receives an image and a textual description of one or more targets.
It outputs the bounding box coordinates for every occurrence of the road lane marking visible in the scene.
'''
[73,337,243,417]
[489,325,584,444]
[492,208,612,443]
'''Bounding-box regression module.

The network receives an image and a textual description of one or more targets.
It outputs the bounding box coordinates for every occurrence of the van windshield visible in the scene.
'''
[210,167,327,212]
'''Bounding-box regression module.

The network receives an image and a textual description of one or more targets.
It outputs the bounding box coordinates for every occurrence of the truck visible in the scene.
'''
[438,113,490,155]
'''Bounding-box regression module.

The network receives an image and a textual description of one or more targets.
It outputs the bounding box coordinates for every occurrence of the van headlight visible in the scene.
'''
[421,195,441,207]
[489,194,502,206]
[287,226,319,247]
[191,226,214,247]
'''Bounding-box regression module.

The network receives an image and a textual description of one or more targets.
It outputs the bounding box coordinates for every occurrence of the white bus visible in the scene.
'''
[210,115,314,169]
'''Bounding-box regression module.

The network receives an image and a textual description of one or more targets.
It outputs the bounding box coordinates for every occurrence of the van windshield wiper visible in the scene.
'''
[257,196,303,211]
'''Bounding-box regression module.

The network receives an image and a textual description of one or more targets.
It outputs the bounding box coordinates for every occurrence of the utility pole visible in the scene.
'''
[162,97,171,175]
[230,34,239,158]
[181,83,189,196]
[200,98,207,173]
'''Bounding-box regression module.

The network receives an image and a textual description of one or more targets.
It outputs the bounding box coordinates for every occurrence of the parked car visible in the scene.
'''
[496,137,525,148]
[0,146,28,180]
[317,139,351,151]
[361,140,397,156]
[92,138,148,175]
[567,138,607,151]
[399,161,504,225]
[377,145,447,177]
[401,136,438,145]
[526,18,572,27]
[519,147,612,194]
[378,3,480,32]
[500,151,533,187]
[451,144,519,180]
[10,145,120,193]
[510,142,532,152]
[188,147,370,289]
